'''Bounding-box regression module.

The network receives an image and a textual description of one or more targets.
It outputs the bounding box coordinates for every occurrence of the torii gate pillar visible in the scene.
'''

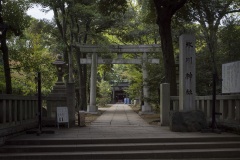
[141,52,152,113]
[87,53,98,113]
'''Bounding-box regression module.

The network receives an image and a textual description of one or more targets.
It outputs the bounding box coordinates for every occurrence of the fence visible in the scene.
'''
[170,95,240,124]
[0,94,38,137]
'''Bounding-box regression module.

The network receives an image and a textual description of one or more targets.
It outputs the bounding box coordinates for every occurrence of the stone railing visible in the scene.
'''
[170,95,240,125]
[0,94,38,137]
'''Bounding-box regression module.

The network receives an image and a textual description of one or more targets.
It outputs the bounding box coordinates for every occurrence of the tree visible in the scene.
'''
[121,64,142,102]
[153,0,187,96]
[8,19,56,95]
[187,0,240,76]
[0,0,30,94]
[97,80,111,107]
[30,0,129,110]
[219,18,240,63]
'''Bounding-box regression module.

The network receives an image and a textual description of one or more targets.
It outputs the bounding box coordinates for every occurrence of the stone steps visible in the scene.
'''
[1,141,240,153]
[4,136,240,145]
[0,137,240,159]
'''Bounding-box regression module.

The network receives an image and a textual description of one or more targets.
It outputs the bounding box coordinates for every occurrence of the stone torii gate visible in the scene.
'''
[75,44,160,113]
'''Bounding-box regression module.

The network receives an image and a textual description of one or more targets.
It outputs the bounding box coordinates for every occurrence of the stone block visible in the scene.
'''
[160,83,170,126]
[170,110,208,132]
[78,111,86,127]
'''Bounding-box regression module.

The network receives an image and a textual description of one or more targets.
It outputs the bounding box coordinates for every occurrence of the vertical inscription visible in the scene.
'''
[179,35,196,111]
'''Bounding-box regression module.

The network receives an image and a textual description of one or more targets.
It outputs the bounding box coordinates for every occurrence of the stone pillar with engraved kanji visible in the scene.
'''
[179,34,196,111]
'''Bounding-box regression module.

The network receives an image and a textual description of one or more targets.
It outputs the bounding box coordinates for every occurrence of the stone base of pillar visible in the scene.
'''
[87,105,98,114]
[45,83,67,127]
[51,83,66,93]
[139,104,154,115]
[141,104,152,112]
[66,83,76,127]
[139,111,154,115]
[160,83,170,126]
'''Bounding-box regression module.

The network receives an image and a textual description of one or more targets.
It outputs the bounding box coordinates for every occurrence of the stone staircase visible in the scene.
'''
[0,137,240,159]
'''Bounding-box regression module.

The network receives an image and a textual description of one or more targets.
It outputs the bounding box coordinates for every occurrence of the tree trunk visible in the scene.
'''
[0,0,12,94]
[1,34,12,94]
[80,57,87,110]
[153,0,187,96]
[78,20,91,111]
[74,49,87,111]
[157,17,177,96]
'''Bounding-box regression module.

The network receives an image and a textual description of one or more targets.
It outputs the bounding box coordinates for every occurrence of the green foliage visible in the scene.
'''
[6,0,240,102]
[121,64,142,100]
[97,0,128,17]
[0,64,4,93]
[2,0,31,36]
[105,0,159,44]
[145,56,164,107]
[97,80,111,107]
[8,19,56,95]
[219,19,240,63]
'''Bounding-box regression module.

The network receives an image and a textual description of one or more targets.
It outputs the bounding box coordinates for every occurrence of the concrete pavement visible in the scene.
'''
[8,104,239,140]
[91,104,148,126]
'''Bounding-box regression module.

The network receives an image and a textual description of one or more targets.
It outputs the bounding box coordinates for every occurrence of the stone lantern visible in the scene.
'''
[44,54,67,126]
[52,54,65,85]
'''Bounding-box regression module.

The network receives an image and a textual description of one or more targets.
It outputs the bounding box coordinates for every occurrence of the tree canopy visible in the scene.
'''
[1,0,240,110]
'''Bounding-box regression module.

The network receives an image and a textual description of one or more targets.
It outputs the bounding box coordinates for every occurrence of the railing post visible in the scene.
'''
[201,99,205,114]
[24,100,27,120]
[19,100,23,123]
[196,99,200,110]
[236,100,240,123]
[172,100,179,111]
[219,99,224,121]
[160,83,170,126]
[29,101,31,119]
[30,100,33,119]
[9,100,12,123]
[207,99,211,119]
[37,72,42,133]
[13,100,17,123]
[227,100,234,121]
[2,100,6,124]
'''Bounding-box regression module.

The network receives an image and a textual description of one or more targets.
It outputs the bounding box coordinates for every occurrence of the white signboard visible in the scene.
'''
[57,107,69,128]
[222,61,240,94]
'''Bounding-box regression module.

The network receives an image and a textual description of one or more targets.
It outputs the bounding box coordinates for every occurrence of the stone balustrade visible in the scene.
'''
[170,95,240,125]
[0,94,38,137]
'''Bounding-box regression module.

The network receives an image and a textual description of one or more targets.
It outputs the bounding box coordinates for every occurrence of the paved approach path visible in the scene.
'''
[91,104,149,126]
[9,104,239,140]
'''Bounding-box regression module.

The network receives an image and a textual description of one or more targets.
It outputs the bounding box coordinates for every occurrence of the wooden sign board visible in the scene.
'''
[57,107,69,128]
